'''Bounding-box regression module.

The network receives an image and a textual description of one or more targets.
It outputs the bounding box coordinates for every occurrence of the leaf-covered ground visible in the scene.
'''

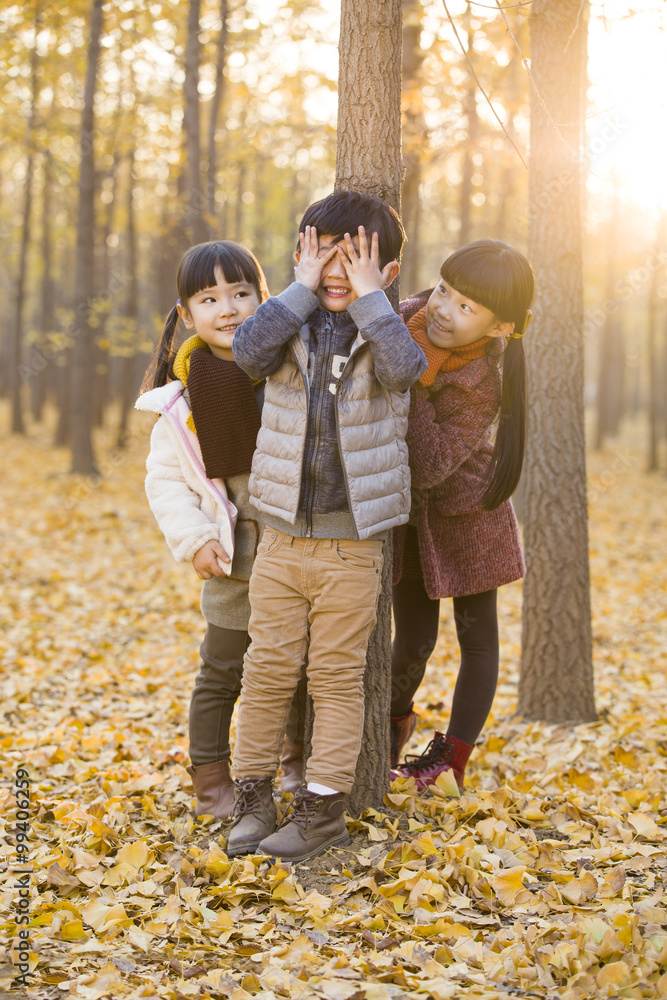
[1,409,666,1000]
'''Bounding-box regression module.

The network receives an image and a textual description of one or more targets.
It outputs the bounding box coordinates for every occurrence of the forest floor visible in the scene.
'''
[0,406,666,1000]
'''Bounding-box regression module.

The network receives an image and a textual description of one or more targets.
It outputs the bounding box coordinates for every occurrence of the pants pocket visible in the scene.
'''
[334,539,384,571]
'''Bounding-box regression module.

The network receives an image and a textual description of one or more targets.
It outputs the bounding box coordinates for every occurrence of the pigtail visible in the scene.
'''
[481,336,526,510]
[140,305,180,393]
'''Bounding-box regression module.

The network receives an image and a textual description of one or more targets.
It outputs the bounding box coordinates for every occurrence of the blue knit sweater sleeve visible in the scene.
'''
[347,290,427,392]
[232,282,318,380]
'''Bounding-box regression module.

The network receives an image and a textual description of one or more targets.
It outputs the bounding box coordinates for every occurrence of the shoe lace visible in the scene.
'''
[231,779,270,820]
[277,789,322,832]
[401,734,453,775]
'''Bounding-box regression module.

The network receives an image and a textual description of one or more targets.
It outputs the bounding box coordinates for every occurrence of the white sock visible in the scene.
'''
[307,781,339,796]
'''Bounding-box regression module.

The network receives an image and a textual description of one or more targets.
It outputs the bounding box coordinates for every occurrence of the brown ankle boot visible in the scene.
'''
[258,786,350,863]
[390,707,418,769]
[279,738,304,794]
[186,761,235,820]
[226,777,277,857]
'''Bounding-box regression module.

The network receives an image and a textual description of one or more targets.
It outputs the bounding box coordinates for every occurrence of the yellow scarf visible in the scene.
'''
[173,334,209,431]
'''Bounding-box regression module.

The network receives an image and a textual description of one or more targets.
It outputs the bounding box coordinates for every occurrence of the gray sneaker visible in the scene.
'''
[258,786,350,863]
[226,778,277,857]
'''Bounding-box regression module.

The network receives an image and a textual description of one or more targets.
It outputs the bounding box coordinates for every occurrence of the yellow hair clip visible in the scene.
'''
[510,309,532,339]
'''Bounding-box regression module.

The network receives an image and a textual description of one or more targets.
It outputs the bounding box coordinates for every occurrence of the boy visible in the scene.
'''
[228,191,427,863]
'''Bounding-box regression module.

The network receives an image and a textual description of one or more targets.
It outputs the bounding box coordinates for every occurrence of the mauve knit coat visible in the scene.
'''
[393,295,525,599]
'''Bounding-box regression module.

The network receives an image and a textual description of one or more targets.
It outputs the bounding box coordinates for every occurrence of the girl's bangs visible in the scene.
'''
[440,241,533,325]
[178,242,267,301]
[441,254,510,320]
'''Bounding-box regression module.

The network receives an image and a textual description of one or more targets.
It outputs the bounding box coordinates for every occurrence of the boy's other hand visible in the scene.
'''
[193,539,231,579]
[336,227,399,299]
[294,225,337,291]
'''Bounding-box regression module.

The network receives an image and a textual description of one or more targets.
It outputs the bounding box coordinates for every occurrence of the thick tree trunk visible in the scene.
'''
[69,0,104,474]
[334,0,403,814]
[518,0,596,723]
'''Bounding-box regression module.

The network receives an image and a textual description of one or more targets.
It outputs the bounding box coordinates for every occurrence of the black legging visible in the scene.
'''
[391,575,499,747]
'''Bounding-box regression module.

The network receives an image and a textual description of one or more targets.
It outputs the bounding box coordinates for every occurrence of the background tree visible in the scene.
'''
[69,0,104,475]
[518,0,596,723]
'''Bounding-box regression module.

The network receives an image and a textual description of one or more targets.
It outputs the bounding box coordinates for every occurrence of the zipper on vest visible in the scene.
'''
[334,381,360,541]
[304,315,333,537]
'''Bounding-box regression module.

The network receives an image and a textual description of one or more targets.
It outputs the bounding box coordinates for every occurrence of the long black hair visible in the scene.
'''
[439,239,534,510]
[142,240,269,391]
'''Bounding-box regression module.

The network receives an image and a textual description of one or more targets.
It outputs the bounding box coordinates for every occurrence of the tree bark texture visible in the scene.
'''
[334,0,404,813]
[519,0,596,723]
[335,0,403,212]
[69,0,104,475]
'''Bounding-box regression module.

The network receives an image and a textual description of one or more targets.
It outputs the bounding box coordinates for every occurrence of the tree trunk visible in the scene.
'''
[118,149,139,448]
[207,0,229,220]
[32,149,56,424]
[518,0,596,724]
[595,189,622,449]
[11,7,41,434]
[183,0,207,243]
[334,0,403,814]
[69,0,104,474]
[646,215,665,472]
[458,4,477,246]
[400,0,426,294]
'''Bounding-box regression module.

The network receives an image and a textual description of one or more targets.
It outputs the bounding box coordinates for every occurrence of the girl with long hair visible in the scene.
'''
[390,239,534,791]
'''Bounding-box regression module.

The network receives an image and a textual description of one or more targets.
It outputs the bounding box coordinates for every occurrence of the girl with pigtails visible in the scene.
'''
[390,239,534,791]
[136,241,304,821]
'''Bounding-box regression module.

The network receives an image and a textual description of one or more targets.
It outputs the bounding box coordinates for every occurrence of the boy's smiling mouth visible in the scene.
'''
[323,286,350,298]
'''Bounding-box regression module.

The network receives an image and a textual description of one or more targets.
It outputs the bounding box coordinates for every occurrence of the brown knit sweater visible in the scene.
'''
[187,348,261,481]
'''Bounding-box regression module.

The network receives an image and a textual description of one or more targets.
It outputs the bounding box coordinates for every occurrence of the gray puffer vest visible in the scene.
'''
[235,285,427,540]
[251,329,411,539]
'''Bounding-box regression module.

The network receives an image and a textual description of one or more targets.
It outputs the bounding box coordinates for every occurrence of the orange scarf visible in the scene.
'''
[408,306,491,387]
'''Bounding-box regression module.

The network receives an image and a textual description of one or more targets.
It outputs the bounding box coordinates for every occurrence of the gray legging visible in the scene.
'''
[188,624,306,766]
[391,573,499,747]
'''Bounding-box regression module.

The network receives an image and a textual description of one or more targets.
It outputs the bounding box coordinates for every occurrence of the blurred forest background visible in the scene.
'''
[1,0,666,474]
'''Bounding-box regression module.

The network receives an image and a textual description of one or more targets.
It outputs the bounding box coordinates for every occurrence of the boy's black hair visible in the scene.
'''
[297,190,406,268]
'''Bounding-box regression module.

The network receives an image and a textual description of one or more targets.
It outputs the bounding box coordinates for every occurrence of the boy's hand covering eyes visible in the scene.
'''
[193,539,231,580]
[336,226,398,299]
[294,225,337,291]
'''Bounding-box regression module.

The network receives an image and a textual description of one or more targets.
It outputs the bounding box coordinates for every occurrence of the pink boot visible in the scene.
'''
[392,732,473,791]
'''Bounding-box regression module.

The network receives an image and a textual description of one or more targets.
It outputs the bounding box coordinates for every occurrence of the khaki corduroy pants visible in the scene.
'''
[233,528,384,793]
